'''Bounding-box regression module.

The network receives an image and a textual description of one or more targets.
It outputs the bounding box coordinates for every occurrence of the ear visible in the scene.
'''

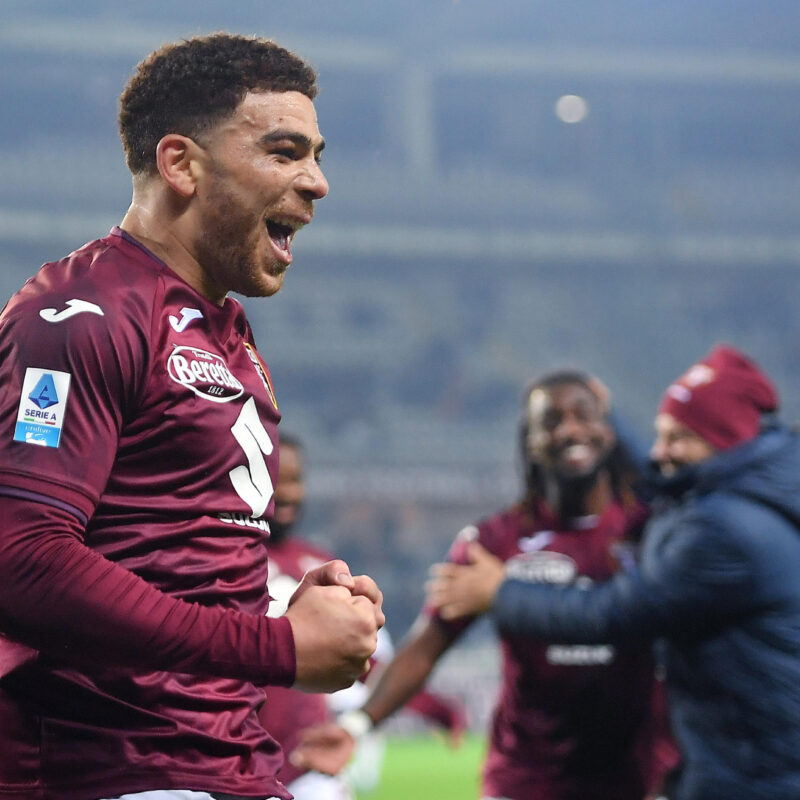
[155,134,207,198]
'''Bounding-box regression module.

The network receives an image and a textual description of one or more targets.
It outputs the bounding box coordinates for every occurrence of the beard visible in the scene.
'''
[195,177,284,298]
[268,518,292,545]
[269,503,303,545]
[545,438,615,498]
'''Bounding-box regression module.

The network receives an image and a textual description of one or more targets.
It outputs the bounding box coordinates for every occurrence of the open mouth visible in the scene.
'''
[557,443,597,472]
[265,217,301,262]
[561,444,593,462]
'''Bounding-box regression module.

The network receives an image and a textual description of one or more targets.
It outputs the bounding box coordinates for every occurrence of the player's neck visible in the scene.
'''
[120,194,227,306]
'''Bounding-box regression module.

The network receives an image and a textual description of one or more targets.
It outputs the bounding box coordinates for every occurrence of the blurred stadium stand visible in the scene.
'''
[1,0,799,636]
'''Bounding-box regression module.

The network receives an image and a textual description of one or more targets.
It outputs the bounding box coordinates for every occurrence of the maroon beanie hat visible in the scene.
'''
[658,344,779,450]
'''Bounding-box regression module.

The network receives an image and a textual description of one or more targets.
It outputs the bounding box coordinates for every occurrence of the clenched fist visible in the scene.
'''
[285,560,384,692]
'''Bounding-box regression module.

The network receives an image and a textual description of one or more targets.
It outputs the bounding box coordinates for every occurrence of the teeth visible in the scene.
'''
[563,444,591,459]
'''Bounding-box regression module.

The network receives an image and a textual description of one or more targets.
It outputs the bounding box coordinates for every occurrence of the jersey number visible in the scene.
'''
[229,397,274,517]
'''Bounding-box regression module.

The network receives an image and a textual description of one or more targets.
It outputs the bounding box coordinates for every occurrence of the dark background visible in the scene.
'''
[2,0,799,637]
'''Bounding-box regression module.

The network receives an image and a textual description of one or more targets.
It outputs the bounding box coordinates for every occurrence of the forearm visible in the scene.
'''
[363,617,452,725]
[492,568,666,644]
[0,497,295,685]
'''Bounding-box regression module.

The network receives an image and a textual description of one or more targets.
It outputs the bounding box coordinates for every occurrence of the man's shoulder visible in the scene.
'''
[653,490,738,539]
[480,503,527,530]
[647,489,770,574]
[468,504,531,552]
[4,231,163,324]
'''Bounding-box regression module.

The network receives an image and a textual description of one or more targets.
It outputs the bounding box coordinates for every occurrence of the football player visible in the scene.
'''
[0,33,383,800]
[293,371,676,799]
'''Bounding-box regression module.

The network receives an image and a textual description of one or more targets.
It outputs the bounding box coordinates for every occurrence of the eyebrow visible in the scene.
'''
[259,130,326,156]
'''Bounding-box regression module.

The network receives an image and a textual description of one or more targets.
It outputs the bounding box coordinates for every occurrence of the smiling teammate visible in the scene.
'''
[294,370,675,799]
[0,33,383,800]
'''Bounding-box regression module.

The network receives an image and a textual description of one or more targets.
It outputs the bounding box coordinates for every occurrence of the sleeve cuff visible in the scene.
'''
[261,614,296,687]
[337,708,374,739]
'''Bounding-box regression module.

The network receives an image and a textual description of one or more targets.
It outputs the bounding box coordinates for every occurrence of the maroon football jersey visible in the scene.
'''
[0,229,295,800]
[432,500,667,800]
[260,536,335,785]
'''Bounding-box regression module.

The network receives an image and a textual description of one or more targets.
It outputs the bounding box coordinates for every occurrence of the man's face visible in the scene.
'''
[525,382,615,482]
[270,443,305,541]
[650,413,716,477]
[192,90,328,300]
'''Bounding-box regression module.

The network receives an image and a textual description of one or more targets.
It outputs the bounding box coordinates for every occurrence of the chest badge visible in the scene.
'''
[243,343,278,410]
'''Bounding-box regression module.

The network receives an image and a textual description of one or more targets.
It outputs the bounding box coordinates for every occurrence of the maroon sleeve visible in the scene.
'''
[0,495,296,685]
[0,263,145,519]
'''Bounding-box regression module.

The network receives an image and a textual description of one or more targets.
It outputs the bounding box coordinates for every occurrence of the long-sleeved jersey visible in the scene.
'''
[0,228,294,800]
[431,499,673,800]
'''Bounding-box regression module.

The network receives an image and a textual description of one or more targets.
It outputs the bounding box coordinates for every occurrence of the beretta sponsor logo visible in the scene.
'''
[506,551,577,585]
[167,346,244,403]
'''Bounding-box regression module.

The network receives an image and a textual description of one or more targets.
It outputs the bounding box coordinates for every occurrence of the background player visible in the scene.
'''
[262,432,467,800]
[294,370,677,799]
[0,33,382,800]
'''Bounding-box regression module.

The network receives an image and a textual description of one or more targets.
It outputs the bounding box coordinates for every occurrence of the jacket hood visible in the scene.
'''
[657,425,800,528]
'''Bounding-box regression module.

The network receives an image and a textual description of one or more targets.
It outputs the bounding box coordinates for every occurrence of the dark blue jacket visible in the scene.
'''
[493,427,800,800]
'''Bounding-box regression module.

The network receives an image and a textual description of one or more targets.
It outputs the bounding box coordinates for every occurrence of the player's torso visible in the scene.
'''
[479,503,652,707]
[1,234,282,613]
[90,278,281,609]
[0,233,288,796]
[479,503,655,797]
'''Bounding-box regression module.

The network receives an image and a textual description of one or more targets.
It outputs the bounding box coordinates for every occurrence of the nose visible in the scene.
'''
[554,413,584,442]
[297,159,329,200]
[650,435,666,464]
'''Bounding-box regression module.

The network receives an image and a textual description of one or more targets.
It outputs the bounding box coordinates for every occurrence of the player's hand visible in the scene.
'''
[351,573,385,629]
[425,542,506,620]
[290,558,355,598]
[587,375,611,414]
[430,723,466,749]
[429,703,467,749]
[286,583,379,693]
[290,721,356,776]
[290,560,385,629]
[443,700,468,748]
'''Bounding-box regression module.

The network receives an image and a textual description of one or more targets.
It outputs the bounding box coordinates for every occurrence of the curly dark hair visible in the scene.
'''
[517,369,636,506]
[119,32,318,174]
